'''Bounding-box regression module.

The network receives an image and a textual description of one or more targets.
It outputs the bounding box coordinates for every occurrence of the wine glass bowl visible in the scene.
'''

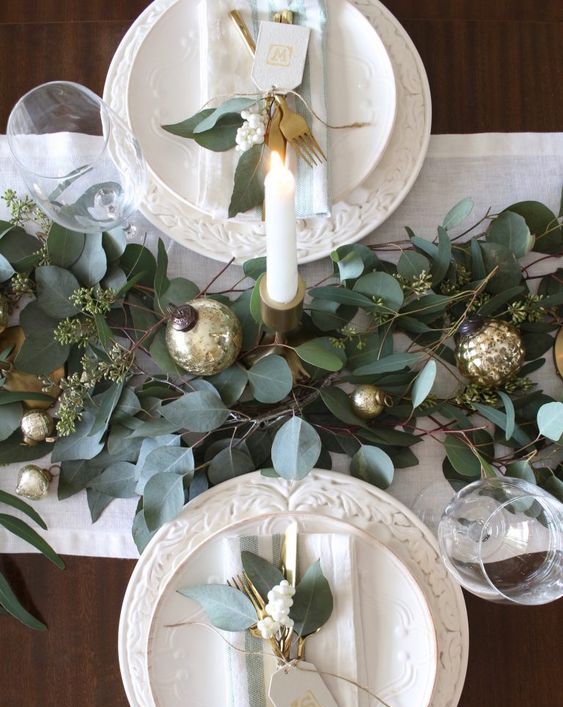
[7,81,146,232]
[438,477,563,605]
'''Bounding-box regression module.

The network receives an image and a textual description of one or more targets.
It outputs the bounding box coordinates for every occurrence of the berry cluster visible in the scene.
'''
[256,580,296,639]
[235,105,269,153]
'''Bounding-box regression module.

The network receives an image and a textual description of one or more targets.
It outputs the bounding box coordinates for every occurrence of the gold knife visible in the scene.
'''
[281,520,298,587]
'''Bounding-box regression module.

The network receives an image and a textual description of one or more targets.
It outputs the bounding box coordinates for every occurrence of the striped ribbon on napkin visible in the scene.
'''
[222,533,365,707]
[198,0,330,220]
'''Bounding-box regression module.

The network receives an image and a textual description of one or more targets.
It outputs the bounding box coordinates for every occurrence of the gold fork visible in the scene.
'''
[275,94,327,168]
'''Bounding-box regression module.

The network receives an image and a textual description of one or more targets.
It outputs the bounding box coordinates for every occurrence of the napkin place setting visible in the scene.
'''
[162,0,337,221]
[175,525,373,707]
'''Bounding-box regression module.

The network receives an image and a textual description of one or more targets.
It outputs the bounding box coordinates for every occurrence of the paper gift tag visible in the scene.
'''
[268,661,340,707]
[252,21,311,92]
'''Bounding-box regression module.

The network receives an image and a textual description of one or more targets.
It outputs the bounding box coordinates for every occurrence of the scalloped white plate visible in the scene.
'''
[118,471,468,707]
[125,0,396,212]
[104,0,431,264]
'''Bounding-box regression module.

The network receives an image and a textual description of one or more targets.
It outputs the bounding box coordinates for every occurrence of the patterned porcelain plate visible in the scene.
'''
[104,0,431,263]
[118,471,468,707]
[125,0,397,212]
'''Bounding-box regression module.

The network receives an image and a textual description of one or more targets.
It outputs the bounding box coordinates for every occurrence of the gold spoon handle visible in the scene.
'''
[229,10,256,55]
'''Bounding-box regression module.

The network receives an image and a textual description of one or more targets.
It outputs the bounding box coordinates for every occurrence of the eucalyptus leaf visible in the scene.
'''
[294,339,344,372]
[194,113,245,152]
[208,447,254,484]
[120,243,157,288]
[0,402,22,441]
[162,108,215,137]
[307,286,373,309]
[506,460,536,484]
[162,390,229,433]
[35,265,80,317]
[353,352,422,376]
[228,143,266,218]
[143,471,186,531]
[442,197,474,229]
[14,329,69,376]
[397,251,430,279]
[332,249,365,281]
[0,514,64,568]
[178,584,257,632]
[353,271,404,310]
[149,328,185,376]
[241,551,284,602]
[102,228,127,261]
[243,257,267,280]
[137,446,194,493]
[291,560,333,637]
[411,360,437,408]
[350,445,394,488]
[154,238,171,299]
[0,252,15,281]
[480,242,522,294]
[46,224,85,267]
[193,98,257,133]
[248,355,293,403]
[444,436,481,477]
[135,434,181,476]
[87,488,114,523]
[431,226,452,284]
[0,433,52,464]
[102,264,127,291]
[51,412,105,463]
[58,459,105,500]
[477,286,526,316]
[89,382,123,437]
[159,277,199,309]
[70,232,107,287]
[319,386,366,427]
[0,572,46,631]
[207,365,248,406]
[88,462,138,498]
[505,201,561,254]
[0,490,47,529]
[537,401,563,441]
[271,417,321,480]
[487,211,534,257]
[497,391,516,441]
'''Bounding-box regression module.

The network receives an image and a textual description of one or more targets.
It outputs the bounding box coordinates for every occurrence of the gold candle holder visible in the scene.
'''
[259,274,305,335]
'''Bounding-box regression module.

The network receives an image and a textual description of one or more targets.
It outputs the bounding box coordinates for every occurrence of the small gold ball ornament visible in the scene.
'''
[350,384,392,420]
[456,317,525,387]
[165,299,243,376]
[0,293,8,334]
[15,464,52,500]
[20,410,55,445]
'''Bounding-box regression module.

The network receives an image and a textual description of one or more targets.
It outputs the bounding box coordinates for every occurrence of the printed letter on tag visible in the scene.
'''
[252,21,310,92]
[268,661,340,707]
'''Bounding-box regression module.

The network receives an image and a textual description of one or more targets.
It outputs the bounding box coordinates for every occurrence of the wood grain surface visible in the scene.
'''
[0,1,562,706]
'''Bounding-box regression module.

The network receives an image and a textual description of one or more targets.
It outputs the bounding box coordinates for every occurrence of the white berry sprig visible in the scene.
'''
[235,105,269,153]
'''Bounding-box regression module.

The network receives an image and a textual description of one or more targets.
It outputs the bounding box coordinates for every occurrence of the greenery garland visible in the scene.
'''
[0,190,562,565]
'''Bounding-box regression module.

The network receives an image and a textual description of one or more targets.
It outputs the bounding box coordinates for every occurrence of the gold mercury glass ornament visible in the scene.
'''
[456,317,525,387]
[350,384,393,420]
[165,299,243,376]
[16,464,53,500]
[0,292,8,333]
[20,409,55,445]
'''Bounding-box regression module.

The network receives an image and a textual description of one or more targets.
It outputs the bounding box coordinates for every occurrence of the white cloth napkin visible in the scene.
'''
[197,0,330,220]
[222,533,365,707]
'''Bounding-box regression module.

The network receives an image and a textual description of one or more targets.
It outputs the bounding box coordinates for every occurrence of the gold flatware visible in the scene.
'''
[276,94,327,167]
[229,10,256,55]
[281,521,298,588]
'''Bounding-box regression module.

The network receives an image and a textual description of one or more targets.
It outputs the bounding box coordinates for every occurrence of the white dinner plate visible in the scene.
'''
[127,0,396,211]
[148,515,437,707]
[118,471,468,707]
[104,0,431,264]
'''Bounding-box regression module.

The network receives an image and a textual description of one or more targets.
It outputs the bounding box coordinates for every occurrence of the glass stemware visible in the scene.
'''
[438,477,563,605]
[7,81,146,233]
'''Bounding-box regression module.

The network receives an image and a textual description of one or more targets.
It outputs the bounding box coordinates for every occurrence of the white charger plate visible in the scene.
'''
[104,0,431,264]
[118,471,468,707]
[147,514,437,707]
[127,0,396,211]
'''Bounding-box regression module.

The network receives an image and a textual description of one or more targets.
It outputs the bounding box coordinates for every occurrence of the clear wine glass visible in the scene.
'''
[438,477,563,605]
[7,81,146,234]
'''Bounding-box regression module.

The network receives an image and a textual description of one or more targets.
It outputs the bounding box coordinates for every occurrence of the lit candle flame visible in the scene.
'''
[270,150,284,173]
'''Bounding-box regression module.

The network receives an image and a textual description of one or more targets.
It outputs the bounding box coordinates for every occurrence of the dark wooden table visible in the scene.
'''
[0,2,561,706]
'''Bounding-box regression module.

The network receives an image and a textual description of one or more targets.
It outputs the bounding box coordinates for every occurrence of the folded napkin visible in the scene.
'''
[198,0,330,220]
[222,532,366,706]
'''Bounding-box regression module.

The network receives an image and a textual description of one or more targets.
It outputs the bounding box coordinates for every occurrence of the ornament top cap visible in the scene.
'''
[459,316,484,337]
[168,304,198,332]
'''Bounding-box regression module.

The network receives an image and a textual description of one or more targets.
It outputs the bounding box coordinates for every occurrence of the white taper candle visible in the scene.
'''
[265,151,298,304]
